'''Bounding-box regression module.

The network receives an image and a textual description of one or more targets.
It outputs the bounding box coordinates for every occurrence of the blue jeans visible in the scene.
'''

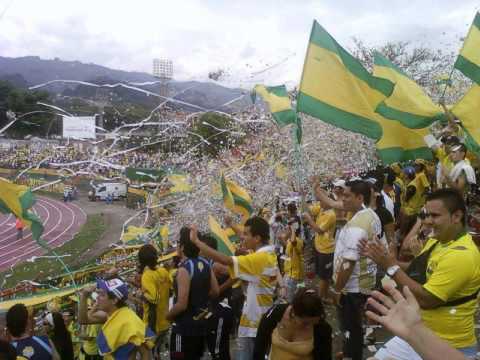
[235,337,255,360]
[458,345,477,359]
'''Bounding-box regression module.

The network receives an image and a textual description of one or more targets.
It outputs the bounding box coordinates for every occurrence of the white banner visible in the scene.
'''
[62,116,96,139]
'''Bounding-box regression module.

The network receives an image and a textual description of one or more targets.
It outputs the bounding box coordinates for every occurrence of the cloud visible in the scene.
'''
[0,0,478,87]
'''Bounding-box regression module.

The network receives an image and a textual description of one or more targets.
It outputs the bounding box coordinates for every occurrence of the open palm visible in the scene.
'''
[366,285,422,340]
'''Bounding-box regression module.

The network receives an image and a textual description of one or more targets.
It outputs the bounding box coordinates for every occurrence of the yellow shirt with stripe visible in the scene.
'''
[310,204,336,254]
[284,238,304,281]
[141,266,171,333]
[228,245,278,338]
[420,234,480,348]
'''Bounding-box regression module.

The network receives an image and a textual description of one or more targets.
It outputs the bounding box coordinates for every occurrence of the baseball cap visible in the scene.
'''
[332,179,347,189]
[403,166,415,177]
[96,278,128,301]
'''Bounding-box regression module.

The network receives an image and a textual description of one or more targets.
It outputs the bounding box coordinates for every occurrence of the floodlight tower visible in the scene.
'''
[153,58,173,98]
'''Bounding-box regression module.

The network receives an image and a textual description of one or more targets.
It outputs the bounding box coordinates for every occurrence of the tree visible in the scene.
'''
[0,80,52,138]
[188,112,243,157]
[350,39,471,104]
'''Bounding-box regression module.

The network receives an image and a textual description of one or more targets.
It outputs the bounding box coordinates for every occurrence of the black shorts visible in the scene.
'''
[315,252,334,280]
[170,333,206,360]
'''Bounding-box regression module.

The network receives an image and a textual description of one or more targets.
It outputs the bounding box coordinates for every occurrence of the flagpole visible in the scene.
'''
[295,21,316,286]
[440,66,455,101]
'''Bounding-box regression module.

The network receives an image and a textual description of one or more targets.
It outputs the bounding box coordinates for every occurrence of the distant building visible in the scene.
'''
[153,59,173,80]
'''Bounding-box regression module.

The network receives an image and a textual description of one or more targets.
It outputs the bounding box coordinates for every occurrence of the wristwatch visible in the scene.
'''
[386,264,400,278]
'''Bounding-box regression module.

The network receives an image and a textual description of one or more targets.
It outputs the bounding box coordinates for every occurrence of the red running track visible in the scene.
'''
[0,197,87,271]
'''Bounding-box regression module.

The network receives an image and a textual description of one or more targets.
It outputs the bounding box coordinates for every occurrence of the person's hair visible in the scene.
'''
[398,214,420,238]
[200,233,218,250]
[385,172,396,187]
[291,288,325,319]
[426,188,467,226]
[6,303,28,337]
[179,226,200,258]
[0,339,16,360]
[245,216,270,244]
[138,244,158,273]
[51,312,74,360]
[345,180,371,205]
[106,292,127,308]
[444,135,460,146]
[414,163,425,172]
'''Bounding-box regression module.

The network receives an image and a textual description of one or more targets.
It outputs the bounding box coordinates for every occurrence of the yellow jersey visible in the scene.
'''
[228,245,278,337]
[284,238,304,281]
[420,234,480,348]
[141,266,171,333]
[310,204,336,254]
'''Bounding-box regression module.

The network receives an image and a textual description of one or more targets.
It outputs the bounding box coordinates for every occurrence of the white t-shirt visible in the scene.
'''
[381,190,395,219]
[333,207,383,293]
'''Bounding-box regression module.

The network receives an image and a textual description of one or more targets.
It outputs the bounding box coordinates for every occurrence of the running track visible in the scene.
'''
[0,197,87,271]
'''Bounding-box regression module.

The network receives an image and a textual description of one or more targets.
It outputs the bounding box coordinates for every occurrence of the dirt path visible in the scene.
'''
[72,195,139,264]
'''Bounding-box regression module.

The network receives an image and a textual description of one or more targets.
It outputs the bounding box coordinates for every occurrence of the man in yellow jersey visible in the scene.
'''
[138,244,171,358]
[403,166,429,216]
[303,193,336,299]
[361,189,480,360]
[282,225,304,301]
[191,216,278,360]
[414,162,431,195]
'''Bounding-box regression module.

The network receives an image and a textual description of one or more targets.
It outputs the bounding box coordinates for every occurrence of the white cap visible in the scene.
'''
[332,179,347,189]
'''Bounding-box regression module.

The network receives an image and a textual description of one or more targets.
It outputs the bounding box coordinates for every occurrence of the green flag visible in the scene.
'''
[0,178,44,243]
[254,84,297,127]
[454,12,480,84]
[297,20,394,140]
[373,52,443,128]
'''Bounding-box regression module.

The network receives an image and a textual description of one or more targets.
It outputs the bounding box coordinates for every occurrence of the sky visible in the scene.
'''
[0,0,479,88]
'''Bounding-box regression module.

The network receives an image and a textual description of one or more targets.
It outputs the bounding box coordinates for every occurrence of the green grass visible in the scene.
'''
[2,214,106,288]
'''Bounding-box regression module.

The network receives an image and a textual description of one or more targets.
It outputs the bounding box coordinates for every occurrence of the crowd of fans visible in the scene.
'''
[2,109,480,360]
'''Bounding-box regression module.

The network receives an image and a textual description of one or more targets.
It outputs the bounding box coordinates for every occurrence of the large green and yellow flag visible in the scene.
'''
[372,52,434,163]
[208,215,236,256]
[451,85,480,155]
[373,52,443,128]
[0,178,44,241]
[375,118,433,164]
[253,85,297,127]
[221,174,253,220]
[454,12,480,85]
[297,20,394,140]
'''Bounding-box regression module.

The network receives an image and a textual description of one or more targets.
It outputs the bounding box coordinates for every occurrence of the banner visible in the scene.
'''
[62,116,96,139]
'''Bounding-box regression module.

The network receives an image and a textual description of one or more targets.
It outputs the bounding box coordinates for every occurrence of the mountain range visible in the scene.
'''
[0,56,252,112]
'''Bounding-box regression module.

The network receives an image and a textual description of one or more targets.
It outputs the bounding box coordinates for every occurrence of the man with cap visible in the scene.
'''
[79,278,154,360]
[443,143,476,197]
[432,135,461,189]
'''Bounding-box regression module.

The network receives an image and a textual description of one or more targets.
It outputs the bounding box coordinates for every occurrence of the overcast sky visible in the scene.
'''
[0,0,479,88]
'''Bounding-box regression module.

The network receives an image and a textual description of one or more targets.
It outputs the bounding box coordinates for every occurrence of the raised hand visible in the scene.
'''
[366,285,422,340]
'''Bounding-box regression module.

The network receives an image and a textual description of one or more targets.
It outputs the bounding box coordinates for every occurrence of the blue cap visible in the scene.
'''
[403,166,415,177]
[96,278,128,301]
